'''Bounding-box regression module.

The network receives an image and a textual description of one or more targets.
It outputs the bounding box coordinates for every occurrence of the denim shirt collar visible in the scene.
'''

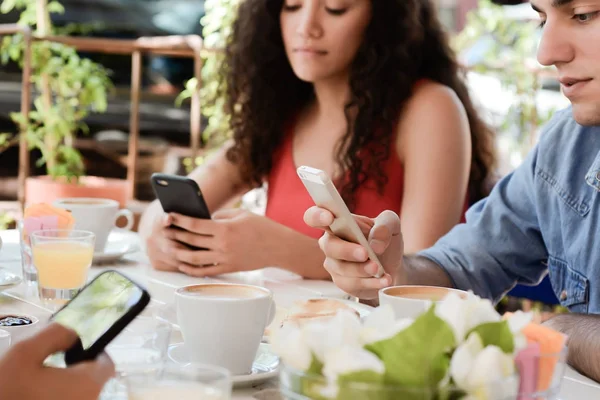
[584,149,600,192]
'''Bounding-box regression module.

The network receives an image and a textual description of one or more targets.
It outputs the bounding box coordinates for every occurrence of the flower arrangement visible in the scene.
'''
[272,292,567,400]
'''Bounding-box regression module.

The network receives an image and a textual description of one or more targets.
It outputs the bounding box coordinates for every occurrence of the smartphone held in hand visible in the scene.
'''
[297,166,386,278]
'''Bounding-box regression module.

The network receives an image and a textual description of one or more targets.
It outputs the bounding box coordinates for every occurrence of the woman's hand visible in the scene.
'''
[164,209,294,277]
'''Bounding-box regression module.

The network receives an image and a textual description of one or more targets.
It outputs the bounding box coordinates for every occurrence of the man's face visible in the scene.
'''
[534,0,600,125]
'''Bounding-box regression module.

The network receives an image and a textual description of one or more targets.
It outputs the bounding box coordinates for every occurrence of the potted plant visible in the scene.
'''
[0,0,129,206]
[176,0,242,172]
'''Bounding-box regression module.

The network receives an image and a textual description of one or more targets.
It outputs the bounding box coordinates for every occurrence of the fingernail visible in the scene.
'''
[319,211,330,225]
[370,239,385,253]
[354,248,366,261]
[380,277,391,286]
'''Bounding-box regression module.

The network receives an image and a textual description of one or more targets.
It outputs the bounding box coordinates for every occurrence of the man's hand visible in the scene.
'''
[304,207,404,300]
[0,323,115,400]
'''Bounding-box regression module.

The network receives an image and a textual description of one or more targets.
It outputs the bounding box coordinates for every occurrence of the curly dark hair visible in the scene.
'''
[222,0,496,207]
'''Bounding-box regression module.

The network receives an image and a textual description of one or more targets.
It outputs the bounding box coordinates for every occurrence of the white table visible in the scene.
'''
[1,229,599,400]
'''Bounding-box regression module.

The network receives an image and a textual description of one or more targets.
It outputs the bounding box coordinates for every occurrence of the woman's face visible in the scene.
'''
[280,0,372,84]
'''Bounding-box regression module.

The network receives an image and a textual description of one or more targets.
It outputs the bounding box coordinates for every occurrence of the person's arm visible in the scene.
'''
[0,323,114,400]
[543,314,600,383]
[168,208,331,279]
[139,141,251,240]
[416,138,550,302]
[308,125,554,302]
[396,82,471,253]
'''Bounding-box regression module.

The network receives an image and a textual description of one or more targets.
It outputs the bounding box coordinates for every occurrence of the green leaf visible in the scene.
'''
[297,355,329,400]
[47,1,65,14]
[0,0,15,14]
[467,321,514,354]
[366,306,455,393]
[307,355,324,376]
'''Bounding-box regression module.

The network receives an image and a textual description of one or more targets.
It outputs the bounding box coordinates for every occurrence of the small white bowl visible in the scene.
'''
[0,329,10,356]
[0,314,40,344]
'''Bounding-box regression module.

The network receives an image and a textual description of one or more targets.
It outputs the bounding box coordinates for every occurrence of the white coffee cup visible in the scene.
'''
[53,198,134,252]
[175,283,276,376]
[379,285,468,320]
[0,314,40,344]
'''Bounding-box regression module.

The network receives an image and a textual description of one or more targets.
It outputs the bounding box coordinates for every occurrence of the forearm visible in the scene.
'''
[273,229,330,280]
[544,313,600,383]
[398,254,455,288]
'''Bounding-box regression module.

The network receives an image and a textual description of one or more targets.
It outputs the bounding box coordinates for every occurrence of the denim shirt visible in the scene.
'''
[420,107,600,314]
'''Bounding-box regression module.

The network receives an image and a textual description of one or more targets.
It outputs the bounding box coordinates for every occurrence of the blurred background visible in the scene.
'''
[0,0,568,208]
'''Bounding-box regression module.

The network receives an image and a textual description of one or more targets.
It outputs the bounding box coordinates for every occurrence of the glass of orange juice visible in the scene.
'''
[30,230,95,301]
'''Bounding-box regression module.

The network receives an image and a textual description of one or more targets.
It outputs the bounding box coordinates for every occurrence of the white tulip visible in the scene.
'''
[270,323,313,371]
[451,332,485,389]
[505,310,533,352]
[451,333,518,400]
[360,304,414,345]
[303,310,362,362]
[436,292,500,343]
[320,345,386,398]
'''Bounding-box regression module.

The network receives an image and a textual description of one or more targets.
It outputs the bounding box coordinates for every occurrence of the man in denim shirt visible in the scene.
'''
[304,0,600,383]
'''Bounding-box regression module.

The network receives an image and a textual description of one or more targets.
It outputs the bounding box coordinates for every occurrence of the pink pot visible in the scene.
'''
[25,176,129,207]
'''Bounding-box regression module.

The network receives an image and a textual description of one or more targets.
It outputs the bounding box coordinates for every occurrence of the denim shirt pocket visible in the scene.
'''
[547,256,589,312]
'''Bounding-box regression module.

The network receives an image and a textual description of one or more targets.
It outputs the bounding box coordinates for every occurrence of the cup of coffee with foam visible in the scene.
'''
[379,285,468,319]
[175,283,276,376]
[53,198,134,252]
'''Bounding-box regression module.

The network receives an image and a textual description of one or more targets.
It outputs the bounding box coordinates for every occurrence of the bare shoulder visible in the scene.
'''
[396,80,470,159]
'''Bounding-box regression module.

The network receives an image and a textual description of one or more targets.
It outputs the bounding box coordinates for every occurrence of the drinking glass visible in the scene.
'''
[30,229,95,301]
[18,220,37,285]
[124,362,232,400]
[106,315,172,373]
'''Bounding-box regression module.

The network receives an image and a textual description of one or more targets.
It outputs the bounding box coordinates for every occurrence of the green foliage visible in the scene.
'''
[0,0,112,181]
[177,0,241,159]
[453,0,556,157]
[468,321,514,354]
[366,306,455,391]
[0,212,15,230]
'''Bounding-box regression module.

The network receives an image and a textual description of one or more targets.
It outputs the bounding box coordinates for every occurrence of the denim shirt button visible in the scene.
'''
[596,171,600,181]
[560,290,568,301]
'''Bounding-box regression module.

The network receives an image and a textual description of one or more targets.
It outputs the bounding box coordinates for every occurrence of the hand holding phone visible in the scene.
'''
[150,173,211,251]
[50,270,150,365]
[297,166,386,278]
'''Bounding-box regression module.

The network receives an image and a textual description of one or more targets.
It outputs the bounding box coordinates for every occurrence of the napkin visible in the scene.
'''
[515,342,540,400]
[20,203,75,244]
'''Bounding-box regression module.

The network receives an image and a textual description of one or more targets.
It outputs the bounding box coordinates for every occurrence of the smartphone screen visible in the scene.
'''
[52,271,148,353]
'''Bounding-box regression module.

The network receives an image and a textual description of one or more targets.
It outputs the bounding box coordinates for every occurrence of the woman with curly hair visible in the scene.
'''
[140,0,496,279]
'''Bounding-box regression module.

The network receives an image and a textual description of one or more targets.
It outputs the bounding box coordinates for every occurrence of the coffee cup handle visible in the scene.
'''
[115,209,134,231]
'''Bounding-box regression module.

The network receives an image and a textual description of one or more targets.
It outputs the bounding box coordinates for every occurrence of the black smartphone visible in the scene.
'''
[50,270,150,365]
[150,173,211,250]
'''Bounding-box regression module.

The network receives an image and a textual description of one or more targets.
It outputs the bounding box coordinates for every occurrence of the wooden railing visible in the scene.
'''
[0,24,218,209]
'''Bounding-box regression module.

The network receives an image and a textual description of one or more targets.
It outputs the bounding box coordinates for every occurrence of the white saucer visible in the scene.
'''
[93,230,140,264]
[0,268,21,291]
[168,342,279,387]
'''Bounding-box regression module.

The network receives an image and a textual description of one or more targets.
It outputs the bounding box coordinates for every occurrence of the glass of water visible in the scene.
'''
[106,315,172,373]
[124,363,232,400]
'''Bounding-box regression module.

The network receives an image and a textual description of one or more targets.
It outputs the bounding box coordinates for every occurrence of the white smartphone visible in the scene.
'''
[297,165,385,278]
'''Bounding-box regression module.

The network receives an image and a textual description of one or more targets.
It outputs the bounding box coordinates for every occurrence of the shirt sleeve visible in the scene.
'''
[418,143,548,303]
